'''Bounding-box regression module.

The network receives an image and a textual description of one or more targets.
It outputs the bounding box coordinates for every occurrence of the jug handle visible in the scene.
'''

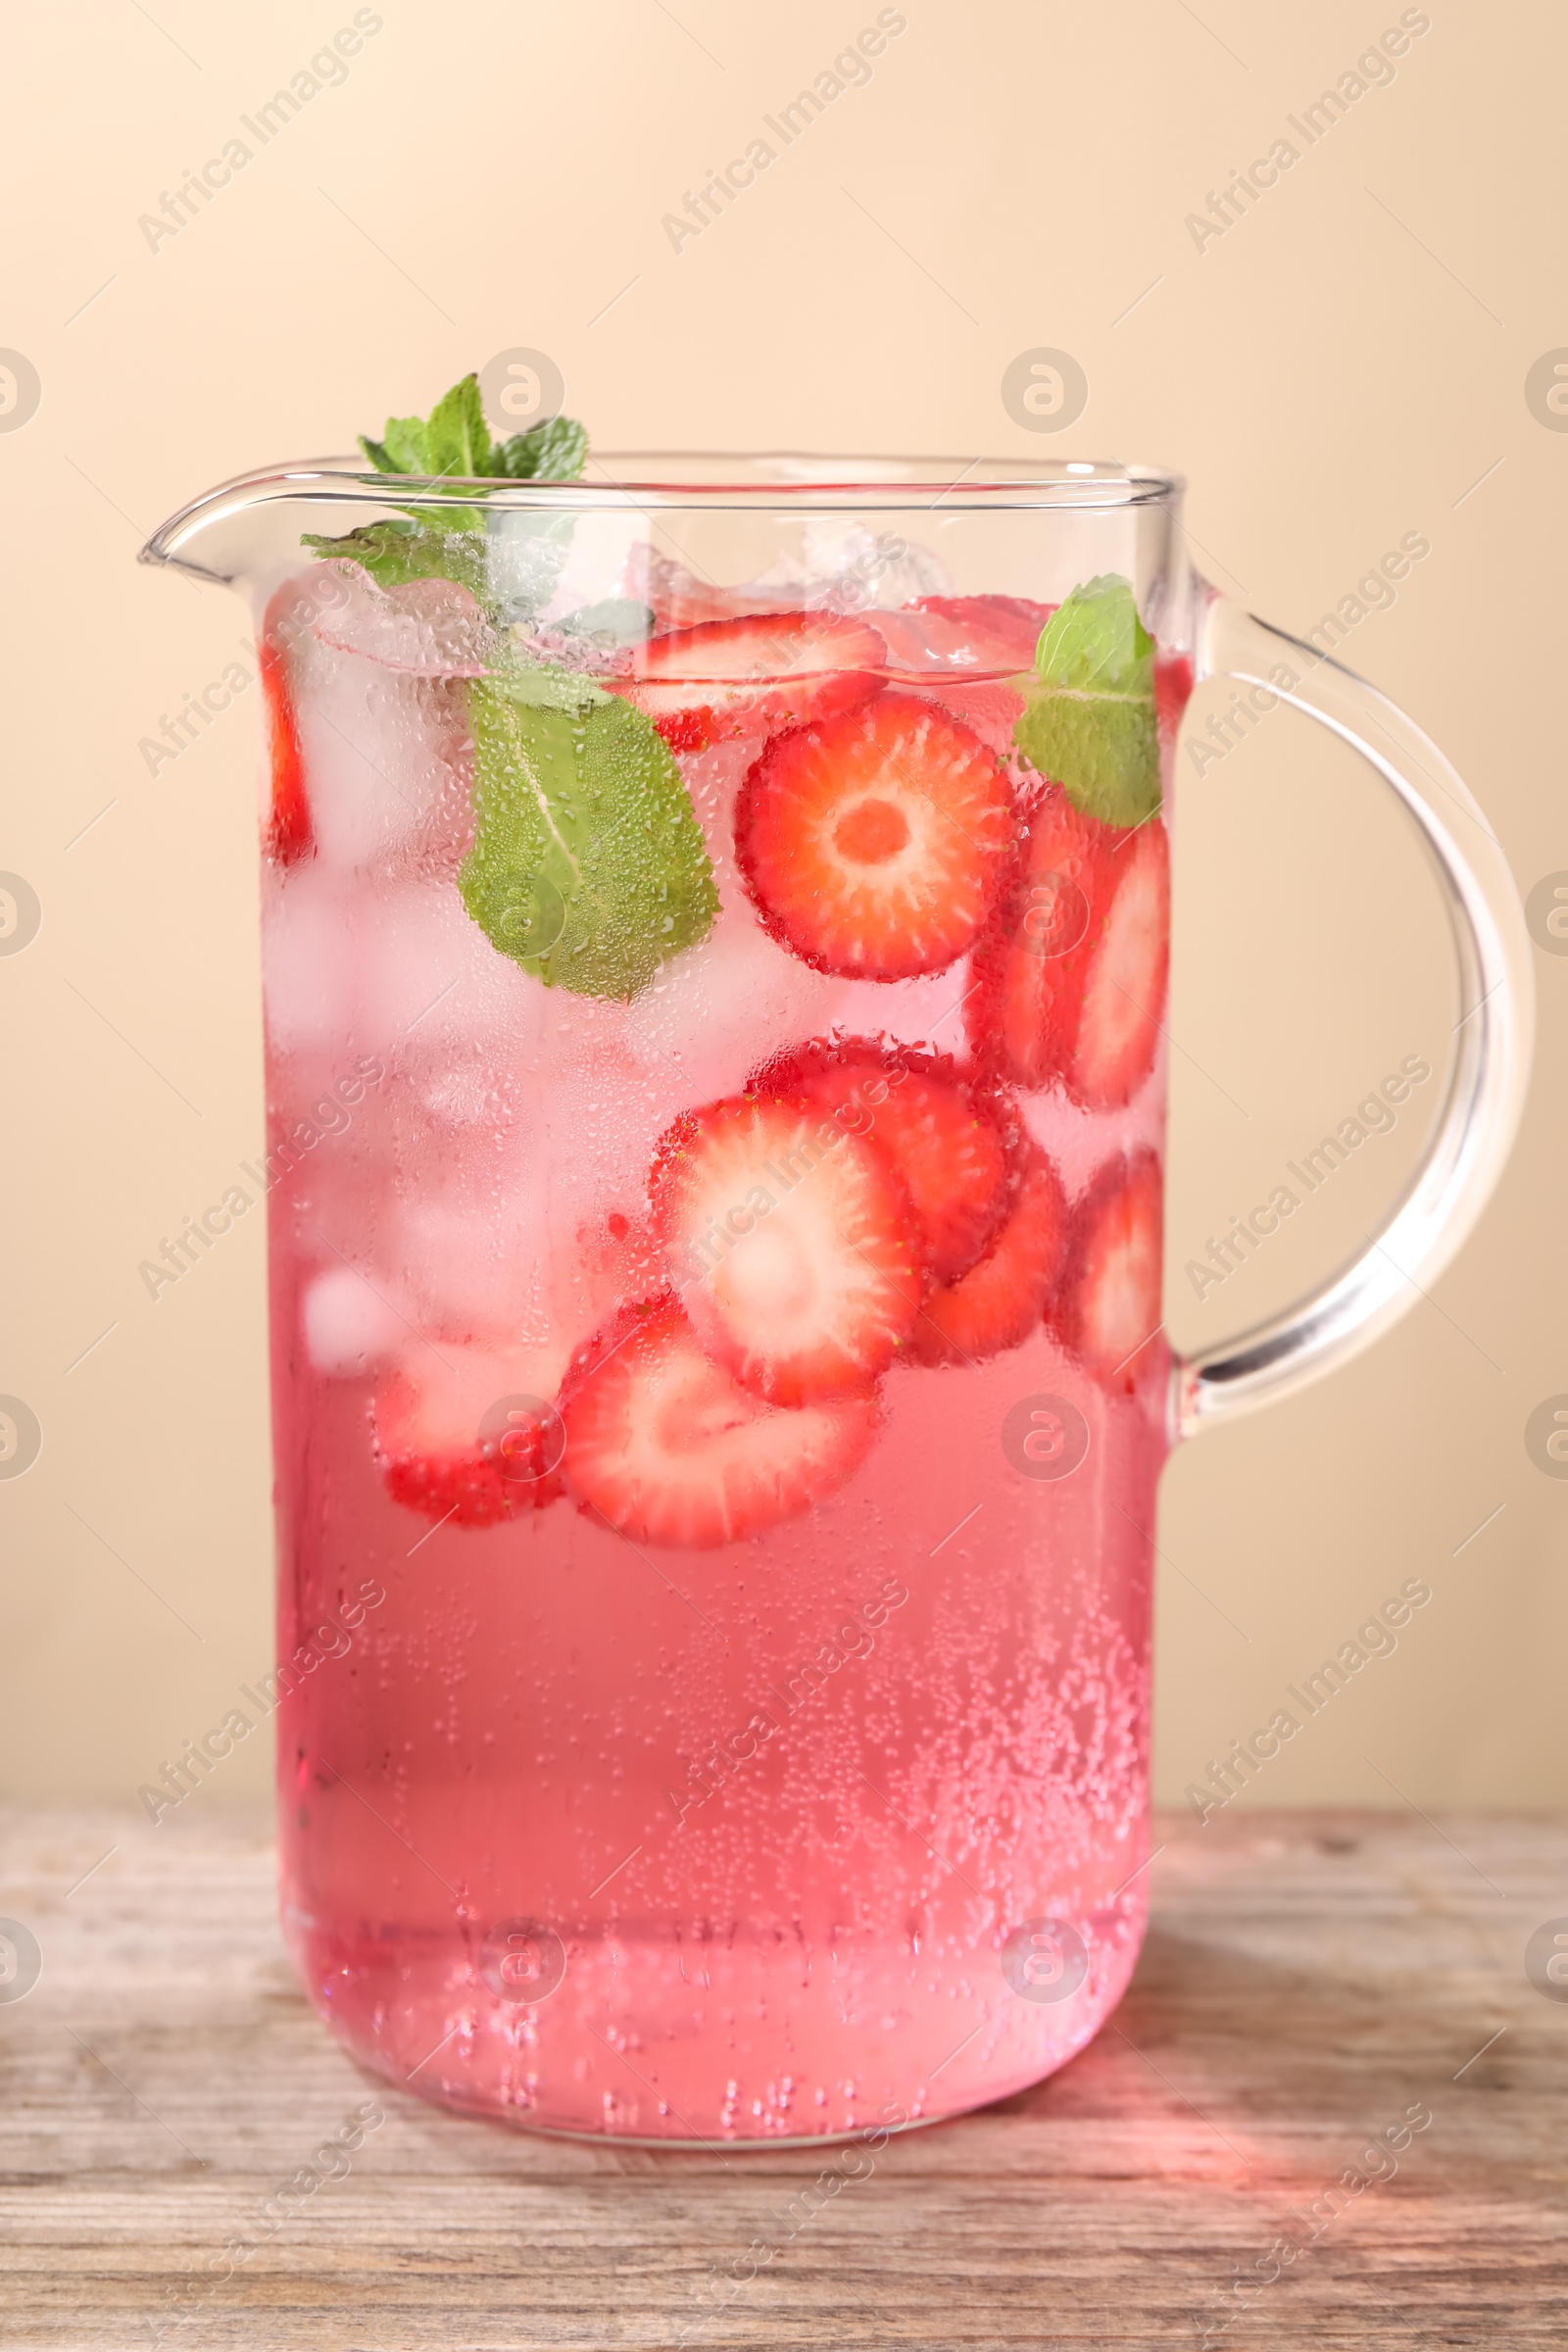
[1171,591,1534,1440]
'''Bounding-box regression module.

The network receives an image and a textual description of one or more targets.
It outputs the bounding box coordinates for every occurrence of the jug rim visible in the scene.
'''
[140,453,1184,569]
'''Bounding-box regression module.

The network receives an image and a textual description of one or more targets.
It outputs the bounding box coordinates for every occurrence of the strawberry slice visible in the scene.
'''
[620,612,886,752]
[649,1090,918,1404]
[1061,818,1170,1107]
[561,1299,880,1548]
[768,1038,1012,1285]
[736,694,1015,979]
[911,1149,1068,1365]
[1054,1152,1164,1396]
[874,595,1054,676]
[970,790,1170,1106]
[374,1337,568,1526]
[260,585,312,866]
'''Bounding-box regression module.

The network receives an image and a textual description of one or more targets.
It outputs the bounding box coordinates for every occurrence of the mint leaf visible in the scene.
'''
[1035,572,1153,695]
[460,674,718,1000]
[423,374,493,480]
[499,416,588,482]
[301,518,489,596]
[1012,572,1160,826]
[372,415,436,474]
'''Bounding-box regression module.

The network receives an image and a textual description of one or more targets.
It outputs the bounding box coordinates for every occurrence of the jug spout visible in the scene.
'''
[140,459,415,592]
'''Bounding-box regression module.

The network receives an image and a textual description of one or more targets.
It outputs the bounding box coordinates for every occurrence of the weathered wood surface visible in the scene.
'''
[1,1805,1564,2348]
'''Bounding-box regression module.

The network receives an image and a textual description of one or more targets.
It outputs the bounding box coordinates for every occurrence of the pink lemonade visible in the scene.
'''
[257,513,1189,2140]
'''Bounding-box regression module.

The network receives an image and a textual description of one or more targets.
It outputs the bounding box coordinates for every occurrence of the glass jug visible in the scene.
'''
[141,455,1531,2143]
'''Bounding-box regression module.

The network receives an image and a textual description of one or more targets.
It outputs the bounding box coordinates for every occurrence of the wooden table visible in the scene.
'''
[3,1806,1564,2348]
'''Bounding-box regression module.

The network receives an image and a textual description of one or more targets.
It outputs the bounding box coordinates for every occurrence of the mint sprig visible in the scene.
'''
[1013,573,1160,827]
[357,374,587,489]
[306,375,591,592]
[300,374,715,999]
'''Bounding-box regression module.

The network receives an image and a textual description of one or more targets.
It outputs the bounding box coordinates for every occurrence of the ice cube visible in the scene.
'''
[261,860,356,1058]
[376,1330,576,1456]
[485,509,578,622]
[1016,1044,1169,1203]
[291,642,474,879]
[750,520,953,616]
[263,867,574,1066]
[390,1124,632,1343]
[615,545,799,632]
[816,961,985,1062]
[394,1188,551,1340]
[672,735,766,894]
[356,878,557,1061]
[312,562,496,675]
[622,907,841,1102]
[302,1264,407,1377]
[871,600,1044,676]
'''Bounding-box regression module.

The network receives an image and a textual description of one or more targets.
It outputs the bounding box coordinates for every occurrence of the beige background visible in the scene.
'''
[2,0,1563,1818]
